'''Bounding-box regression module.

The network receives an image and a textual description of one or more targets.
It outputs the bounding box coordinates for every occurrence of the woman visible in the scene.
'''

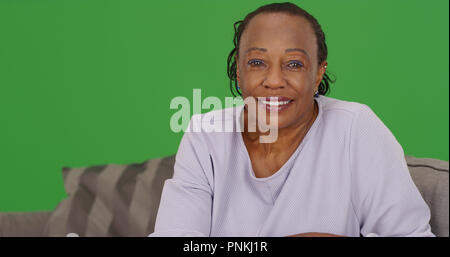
[149,2,433,237]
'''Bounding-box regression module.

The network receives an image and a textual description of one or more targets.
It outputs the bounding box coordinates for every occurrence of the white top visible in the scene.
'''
[149,95,434,237]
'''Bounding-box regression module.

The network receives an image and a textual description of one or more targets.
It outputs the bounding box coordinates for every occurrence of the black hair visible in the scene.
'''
[226,2,335,97]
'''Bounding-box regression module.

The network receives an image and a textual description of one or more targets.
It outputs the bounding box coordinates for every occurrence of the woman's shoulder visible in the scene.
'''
[319,96,401,150]
[182,105,244,154]
[317,96,391,138]
[318,95,369,117]
[186,105,244,133]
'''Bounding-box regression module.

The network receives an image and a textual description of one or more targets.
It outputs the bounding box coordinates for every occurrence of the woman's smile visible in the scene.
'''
[257,96,294,113]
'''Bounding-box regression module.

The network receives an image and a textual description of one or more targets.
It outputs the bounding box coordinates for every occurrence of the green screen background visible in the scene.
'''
[0,0,448,211]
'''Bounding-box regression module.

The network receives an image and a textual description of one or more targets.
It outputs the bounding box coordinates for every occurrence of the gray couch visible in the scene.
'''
[0,155,448,237]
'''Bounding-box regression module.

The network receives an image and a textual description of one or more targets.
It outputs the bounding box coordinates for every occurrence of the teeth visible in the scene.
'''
[260,100,291,106]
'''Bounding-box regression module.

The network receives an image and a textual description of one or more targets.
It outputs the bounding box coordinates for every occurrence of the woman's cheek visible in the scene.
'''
[242,76,262,93]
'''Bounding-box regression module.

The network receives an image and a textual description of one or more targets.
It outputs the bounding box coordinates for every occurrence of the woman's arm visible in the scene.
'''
[349,105,434,237]
[149,115,214,237]
[287,233,346,237]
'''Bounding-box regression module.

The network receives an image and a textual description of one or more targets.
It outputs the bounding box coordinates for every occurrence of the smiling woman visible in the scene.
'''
[149,2,435,237]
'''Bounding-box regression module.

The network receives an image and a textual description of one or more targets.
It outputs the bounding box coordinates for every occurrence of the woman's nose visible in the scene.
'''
[264,65,285,90]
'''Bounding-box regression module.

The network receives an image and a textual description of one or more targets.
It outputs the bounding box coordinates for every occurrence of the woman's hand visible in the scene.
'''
[287,232,346,237]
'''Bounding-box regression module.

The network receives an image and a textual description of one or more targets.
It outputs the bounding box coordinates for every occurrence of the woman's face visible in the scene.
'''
[236,12,326,129]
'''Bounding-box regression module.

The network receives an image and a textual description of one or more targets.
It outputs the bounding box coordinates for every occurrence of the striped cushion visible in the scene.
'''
[43,155,175,237]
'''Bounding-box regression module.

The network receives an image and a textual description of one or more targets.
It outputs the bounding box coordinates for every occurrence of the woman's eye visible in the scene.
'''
[248,59,264,66]
[247,59,303,69]
[288,61,304,69]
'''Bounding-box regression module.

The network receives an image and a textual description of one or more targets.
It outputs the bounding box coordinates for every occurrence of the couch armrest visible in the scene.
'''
[406,156,449,237]
[0,211,52,237]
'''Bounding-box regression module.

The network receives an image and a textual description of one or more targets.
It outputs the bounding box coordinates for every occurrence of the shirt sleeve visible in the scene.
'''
[148,115,213,237]
[349,105,434,237]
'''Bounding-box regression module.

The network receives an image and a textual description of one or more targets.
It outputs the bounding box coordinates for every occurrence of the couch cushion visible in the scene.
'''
[405,156,449,237]
[0,211,52,237]
[43,155,175,237]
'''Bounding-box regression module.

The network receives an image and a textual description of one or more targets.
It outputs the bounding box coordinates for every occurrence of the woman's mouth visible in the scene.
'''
[257,96,294,113]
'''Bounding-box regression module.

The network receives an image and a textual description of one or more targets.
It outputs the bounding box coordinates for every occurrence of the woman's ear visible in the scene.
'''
[314,61,328,88]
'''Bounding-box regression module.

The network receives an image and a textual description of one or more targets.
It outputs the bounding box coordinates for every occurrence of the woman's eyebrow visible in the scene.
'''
[245,47,267,54]
[245,47,310,58]
[285,48,310,58]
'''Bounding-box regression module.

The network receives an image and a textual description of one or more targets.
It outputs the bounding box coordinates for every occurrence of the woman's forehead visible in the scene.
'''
[240,13,316,55]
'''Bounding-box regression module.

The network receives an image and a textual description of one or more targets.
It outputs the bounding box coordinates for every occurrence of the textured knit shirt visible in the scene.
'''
[149,95,434,237]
